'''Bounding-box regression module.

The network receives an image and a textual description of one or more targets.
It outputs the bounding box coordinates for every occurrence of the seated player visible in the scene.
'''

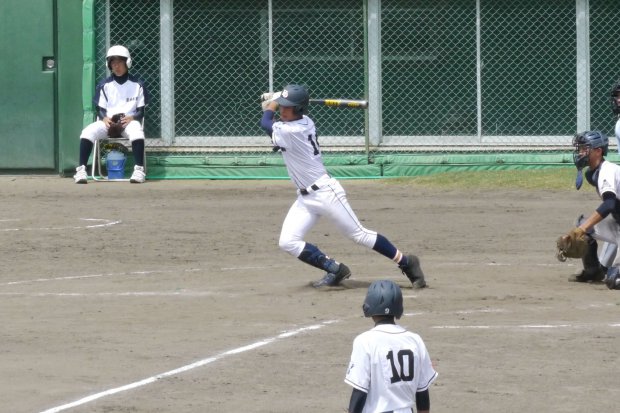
[74,45,149,184]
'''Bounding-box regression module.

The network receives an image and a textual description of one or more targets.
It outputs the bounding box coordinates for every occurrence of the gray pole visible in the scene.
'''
[367,0,382,146]
[576,0,590,132]
[160,0,175,144]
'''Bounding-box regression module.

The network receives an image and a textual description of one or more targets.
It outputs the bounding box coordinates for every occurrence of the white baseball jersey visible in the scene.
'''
[260,111,379,258]
[271,115,327,190]
[81,74,148,143]
[593,160,620,199]
[345,324,438,413]
[95,74,147,118]
[589,160,620,268]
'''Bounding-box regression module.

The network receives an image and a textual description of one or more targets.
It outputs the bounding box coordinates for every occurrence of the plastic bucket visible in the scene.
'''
[106,150,126,179]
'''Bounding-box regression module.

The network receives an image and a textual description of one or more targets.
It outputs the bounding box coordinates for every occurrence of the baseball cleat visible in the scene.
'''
[312,263,351,288]
[130,165,146,183]
[568,267,605,283]
[74,165,88,184]
[399,254,427,289]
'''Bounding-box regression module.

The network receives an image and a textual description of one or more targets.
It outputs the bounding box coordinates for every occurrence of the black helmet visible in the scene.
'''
[362,280,403,319]
[573,130,608,169]
[275,84,309,115]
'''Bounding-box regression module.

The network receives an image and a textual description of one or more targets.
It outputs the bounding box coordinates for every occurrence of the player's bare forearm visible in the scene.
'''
[121,115,133,126]
[578,211,603,232]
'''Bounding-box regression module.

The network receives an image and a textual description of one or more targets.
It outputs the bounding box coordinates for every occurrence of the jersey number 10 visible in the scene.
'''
[387,349,415,384]
[307,134,320,155]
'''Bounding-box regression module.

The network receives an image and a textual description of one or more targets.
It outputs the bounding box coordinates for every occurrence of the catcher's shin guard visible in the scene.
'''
[572,238,605,282]
[605,267,620,290]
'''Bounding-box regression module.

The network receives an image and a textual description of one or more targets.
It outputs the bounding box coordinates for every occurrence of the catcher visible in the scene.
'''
[73,45,149,184]
[611,82,620,152]
[556,130,620,289]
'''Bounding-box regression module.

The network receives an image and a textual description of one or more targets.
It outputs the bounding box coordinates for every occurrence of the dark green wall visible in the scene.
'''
[0,0,56,170]
[57,0,84,174]
[0,1,82,174]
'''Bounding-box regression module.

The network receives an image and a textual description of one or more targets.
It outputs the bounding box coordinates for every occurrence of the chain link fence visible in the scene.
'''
[93,0,620,156]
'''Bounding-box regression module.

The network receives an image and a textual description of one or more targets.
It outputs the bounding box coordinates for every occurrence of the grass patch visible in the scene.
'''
[386,168,580,190]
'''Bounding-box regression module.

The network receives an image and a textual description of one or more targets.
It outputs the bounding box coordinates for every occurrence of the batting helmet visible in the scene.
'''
[573,130,608,169]
[362,280,404,319]
[275,84,309,115]
[106,45,132,70]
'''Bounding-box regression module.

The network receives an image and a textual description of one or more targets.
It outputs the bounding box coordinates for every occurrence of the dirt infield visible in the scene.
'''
[1,176,618,413]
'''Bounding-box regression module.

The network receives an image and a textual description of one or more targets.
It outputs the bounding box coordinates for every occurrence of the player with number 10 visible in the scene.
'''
[344,280,437,412]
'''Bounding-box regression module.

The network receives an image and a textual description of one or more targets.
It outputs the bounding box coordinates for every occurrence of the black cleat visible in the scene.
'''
[312,263,351,288]
[568,267,605,283]
[399,255,427,289]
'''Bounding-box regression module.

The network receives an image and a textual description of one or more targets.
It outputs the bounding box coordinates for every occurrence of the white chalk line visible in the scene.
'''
[0,291,215,297]
[455,308,508,314]
[0,265,298,287]
[432,323,620,330]
[0,218,121,232]
[433,261,573,268]
[1,260,567,288]
[0,269,204,286]
[38,319,339,413]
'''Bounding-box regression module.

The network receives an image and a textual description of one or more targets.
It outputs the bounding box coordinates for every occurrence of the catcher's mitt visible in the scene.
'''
[111,113,125,123]
[556,227,588,262]
[108,113,126,138]
[107,122,124,138]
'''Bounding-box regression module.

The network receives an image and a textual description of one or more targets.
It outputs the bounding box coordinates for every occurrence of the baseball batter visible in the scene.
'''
[565,130,620,289]
[345,280,437,413]
[259,84,428,288]
[74,45,149,184]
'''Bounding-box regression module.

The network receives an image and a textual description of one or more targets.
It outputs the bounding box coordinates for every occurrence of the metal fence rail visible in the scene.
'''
[92,0,620,155]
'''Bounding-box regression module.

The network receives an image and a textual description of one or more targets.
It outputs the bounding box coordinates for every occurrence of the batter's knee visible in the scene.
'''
[278,236,304,257]
[349,228,377,249]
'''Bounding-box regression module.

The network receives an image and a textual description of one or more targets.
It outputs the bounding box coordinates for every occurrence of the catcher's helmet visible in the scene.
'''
[106,45,132,70]
[573,130,608,169]
[362,280,403,319]
[275,84,309,115]
[610,83,620,115]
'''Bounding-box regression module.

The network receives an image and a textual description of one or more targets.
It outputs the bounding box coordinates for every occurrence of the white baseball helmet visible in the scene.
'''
[106,45,132,69]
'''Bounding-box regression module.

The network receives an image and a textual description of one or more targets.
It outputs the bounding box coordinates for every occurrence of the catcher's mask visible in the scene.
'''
[106,45,132,70]
[572,130,608,169]
[610,83,620,115]
[275,84,309,115]
[362,280,403,319]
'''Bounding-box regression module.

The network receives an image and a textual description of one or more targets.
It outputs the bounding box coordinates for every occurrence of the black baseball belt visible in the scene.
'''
[299,184,320,196]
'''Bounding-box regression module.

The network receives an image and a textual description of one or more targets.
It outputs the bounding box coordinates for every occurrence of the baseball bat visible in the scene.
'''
[309,99,368,109]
